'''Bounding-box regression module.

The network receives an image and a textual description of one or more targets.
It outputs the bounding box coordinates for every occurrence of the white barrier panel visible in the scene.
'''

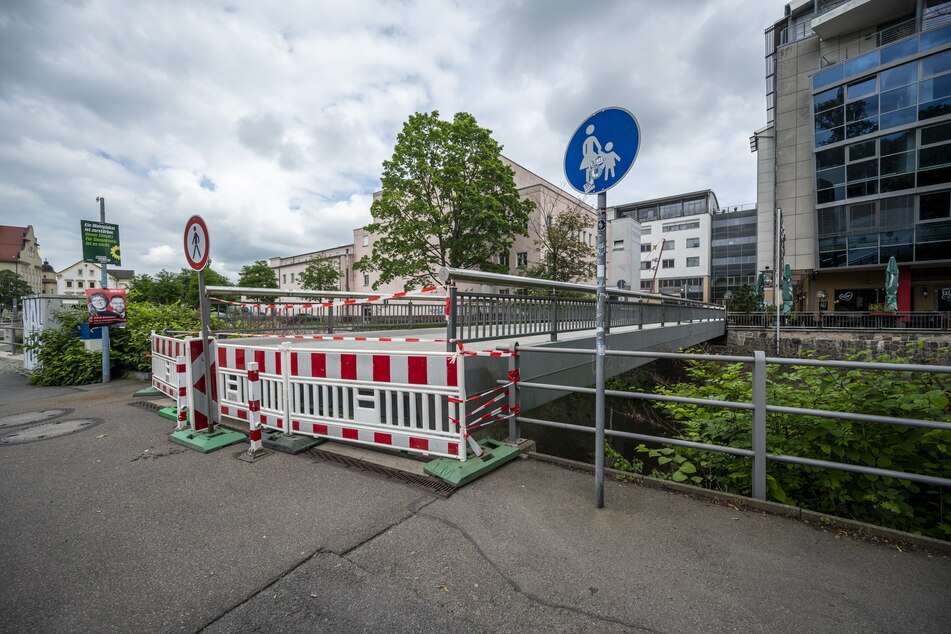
[216,342,466,460]
[150,332,187,399]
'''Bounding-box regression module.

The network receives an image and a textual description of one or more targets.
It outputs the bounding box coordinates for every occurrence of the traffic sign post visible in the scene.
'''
[171,216,245,452]
[565,107,640,508]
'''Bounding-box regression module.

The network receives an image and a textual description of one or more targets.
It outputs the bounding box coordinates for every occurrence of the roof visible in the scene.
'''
[0,225,28,263]
[110,269,135,280]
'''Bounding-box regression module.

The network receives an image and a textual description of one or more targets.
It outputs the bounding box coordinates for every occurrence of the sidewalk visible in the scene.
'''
[0,375,948,633]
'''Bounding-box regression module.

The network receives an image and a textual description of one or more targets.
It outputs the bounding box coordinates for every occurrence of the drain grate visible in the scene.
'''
[129,401,165,413]
[305,447,456,497]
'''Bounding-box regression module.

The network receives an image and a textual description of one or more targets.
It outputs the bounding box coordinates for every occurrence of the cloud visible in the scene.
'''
[1,0,778,278]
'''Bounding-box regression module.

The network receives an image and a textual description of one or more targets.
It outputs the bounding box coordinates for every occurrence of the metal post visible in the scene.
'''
[197,268,214,433]
[507,343,520,444]
[447,283,458,353]
[550,293,558,342]
[595,191,607,509]
[752,350,767,500]
[775,208,782,356]
[328,304,334,334]
[97,197,111,383]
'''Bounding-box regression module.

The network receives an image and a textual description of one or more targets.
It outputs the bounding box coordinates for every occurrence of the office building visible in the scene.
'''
[711,204,759,302]
[615,190,719,301]
[756,0,951,312]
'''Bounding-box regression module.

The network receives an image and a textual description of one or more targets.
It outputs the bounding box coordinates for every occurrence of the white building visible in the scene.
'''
[613,190,719,301]
[56,261,134,296]
[269,244,354,295]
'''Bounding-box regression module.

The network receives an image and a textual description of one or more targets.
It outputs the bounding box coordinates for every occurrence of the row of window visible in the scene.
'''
[661,220,701,233]
[638,238,701,253]
[813,23,951,90]
[640,257,701,270]
[618,197,707,223]
[64,280,96,288]
[814,46,951,147]
[818,192,951,235]
[816,121,951,202]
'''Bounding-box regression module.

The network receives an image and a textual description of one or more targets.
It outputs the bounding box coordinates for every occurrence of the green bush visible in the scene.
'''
[109,301,203,373]
[609,345,951,540]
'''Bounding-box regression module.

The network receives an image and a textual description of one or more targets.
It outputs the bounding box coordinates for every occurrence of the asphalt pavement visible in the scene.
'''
[1,371,949,633]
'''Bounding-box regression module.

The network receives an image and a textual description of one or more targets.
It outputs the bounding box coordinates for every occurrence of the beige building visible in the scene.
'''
[0,225,45,293]
[269,244,354,294]
[56,261,135,296]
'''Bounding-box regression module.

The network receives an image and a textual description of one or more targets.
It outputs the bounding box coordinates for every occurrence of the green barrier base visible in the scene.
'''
[158,406,180,422]
[424,438,521,487]
[133,386,166,398]
[262,430,325,454]
[168,428,247,453]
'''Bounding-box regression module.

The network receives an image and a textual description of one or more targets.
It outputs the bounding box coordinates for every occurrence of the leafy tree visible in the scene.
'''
[522,189,595,284]
[179,267,232,309]
[0,269,33,311]
[127,268,231,308]
[299,258,340,292]
[726,284,761,313]
[355,111,534,289]
[238,260,278,302]
[608,345,951,540]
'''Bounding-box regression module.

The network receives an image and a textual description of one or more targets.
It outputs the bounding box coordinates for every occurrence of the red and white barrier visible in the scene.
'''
[246,361,263,453]
[150,332,188,399]
[175,355,188,430]
[216,341,467,460]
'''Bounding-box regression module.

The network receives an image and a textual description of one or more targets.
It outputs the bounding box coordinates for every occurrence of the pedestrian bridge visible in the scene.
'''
[152,269,724,466]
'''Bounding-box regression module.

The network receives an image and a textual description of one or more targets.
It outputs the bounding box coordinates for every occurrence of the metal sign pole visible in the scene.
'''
[197,267,214,433]
[595,190,607,508]
[98,197,111,383]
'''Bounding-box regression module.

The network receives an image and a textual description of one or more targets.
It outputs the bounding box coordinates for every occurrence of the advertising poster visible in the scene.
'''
[86,288,127,328]
[80,220,121,265]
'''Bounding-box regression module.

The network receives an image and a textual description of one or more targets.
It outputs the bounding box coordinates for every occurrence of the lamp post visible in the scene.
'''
[817,289,827,328]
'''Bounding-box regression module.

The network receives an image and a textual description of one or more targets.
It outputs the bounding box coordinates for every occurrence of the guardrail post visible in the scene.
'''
[328,305,334,334]
[447,284,458,353]
[508,343,520,443]
[605,299,611,334]
[408,301,414,328]
[752,350,767,500]
[550,294,558,342]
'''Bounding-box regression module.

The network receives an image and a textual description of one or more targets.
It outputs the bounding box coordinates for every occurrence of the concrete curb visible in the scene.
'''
[526,450,951,556]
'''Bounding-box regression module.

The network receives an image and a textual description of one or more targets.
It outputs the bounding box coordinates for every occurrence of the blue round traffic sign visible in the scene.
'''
[563,107,640,195]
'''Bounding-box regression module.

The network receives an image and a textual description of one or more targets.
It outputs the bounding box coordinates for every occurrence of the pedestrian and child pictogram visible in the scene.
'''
[564,107,640,195]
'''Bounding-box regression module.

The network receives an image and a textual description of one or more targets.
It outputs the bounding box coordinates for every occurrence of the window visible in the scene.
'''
[641,226,651,235]
[662,259,674,269]
[687,237,700,248]
[613,240,624,251]
[516,252,528,267]
[640,261,652,271]
[640,243,652,253]
[661,220,700,232]
[362,274,369,286]
[499,252,509,267]
[89,281,95,288]
[77,281,84,288]
[66,280,72,288]
[362,235,369,247]
[686,257,700,267]
[290,273,295,283]
[664,240,675,250]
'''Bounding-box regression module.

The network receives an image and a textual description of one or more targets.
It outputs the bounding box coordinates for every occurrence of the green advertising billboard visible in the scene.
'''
[81,220,121,265]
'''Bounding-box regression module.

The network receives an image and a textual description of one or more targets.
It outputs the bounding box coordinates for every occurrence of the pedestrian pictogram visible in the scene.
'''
[183,215,210,270]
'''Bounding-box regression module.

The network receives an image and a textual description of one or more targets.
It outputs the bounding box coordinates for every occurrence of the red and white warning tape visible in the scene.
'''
[210,285,443,310]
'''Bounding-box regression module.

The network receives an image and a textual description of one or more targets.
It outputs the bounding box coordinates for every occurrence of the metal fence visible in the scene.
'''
[0,323,23,354]
[501,345,951,505]
[728,311,951,331]
[213,300,447,335]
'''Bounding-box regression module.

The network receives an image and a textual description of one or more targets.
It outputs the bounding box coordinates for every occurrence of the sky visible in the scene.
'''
[0,0,781,282]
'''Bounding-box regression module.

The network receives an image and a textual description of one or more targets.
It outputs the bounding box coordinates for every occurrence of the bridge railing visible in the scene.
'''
[729,311,951,331]
[499,345,951,506]
[439,268,725,345]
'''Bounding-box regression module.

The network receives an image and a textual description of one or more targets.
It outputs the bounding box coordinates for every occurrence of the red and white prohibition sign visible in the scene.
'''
[184,215,210,270]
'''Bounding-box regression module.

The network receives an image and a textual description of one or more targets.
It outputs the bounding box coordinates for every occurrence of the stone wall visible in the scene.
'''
[711,329,951,365]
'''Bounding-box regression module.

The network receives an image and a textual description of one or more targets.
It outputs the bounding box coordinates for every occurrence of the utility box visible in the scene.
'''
[22,295,85,371]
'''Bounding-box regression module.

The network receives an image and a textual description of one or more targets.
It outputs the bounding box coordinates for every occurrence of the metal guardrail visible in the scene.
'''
[728,311,951,331]
[439,268,725,346]
[212,301,447,335]
[0,323,24,354]
[499,346,951,504]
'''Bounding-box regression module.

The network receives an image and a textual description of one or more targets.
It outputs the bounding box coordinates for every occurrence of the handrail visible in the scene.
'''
[437,267,723,309]
[498,345,951,503]
[205,286,446,301]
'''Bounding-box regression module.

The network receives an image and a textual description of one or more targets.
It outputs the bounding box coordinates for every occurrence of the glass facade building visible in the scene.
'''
[711,206,758,301]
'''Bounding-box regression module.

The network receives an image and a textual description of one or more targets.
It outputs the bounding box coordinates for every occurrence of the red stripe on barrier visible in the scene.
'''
[374,432,392,445]
[274,351,282,375]
[249,429,262,442]
[236,348,245,370]
[448,442,459,455]
[341,354,357,380]
[248,401,260,412]
[312,353,326,378]
[254,350,266,373]
[248,369,259,382]
[342,428,358,440]
[408,356,427,384]
[292,421,300,432]
[290,352,299,376]
[409,437,429,451]
[217,347,226,367]
[221,406,230,415]
[446,357,458,387]
[237,409,248,420]
[312,423,328,435]
[373,355,390,383]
